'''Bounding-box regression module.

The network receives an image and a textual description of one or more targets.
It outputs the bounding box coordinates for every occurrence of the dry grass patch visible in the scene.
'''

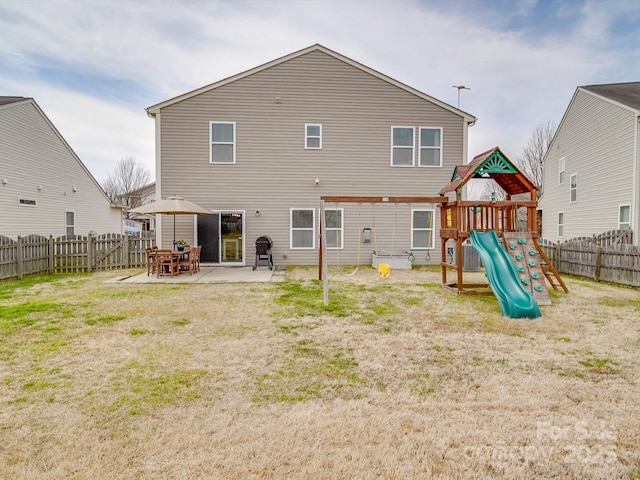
[0,267,639,479]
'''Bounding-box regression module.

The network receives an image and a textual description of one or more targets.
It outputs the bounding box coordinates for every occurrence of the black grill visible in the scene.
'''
[253,236,273,270]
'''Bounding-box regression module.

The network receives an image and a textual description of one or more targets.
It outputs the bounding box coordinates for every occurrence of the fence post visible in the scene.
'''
[594,244,602,282]
[87,235,94,272]
[17,236,24,279]
[49,235,55,273]
[555,241,561,270]
[124,233,130,268]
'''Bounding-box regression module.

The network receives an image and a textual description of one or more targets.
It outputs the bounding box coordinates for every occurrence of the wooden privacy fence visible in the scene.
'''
[0,232,155,280]
[539,229,639,287]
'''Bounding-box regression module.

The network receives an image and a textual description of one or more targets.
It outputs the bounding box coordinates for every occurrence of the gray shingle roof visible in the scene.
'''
[0,96,29,107]
[581,82,640,111]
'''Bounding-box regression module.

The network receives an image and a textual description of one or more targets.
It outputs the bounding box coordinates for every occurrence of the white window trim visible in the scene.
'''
[290,208,315,249]
[569,173,577,203]
[305,123,322,149]
[390,126,415,167]
[418,127,443,167]
[65,210,75,236]
[209,121,236,164]
[325,208,344,250]
[618,204,631,230]
[557,211,564,237]
[18,198,37,207]
[411,208,435,249]
[559,157,566,185]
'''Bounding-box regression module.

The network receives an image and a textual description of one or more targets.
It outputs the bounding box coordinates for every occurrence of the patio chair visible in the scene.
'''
[178,249,194,275]
[194,245,202,272]
[156,249,179,277]
[145,246,158,276]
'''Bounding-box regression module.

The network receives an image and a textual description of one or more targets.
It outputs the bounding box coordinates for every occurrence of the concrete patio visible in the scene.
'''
[113,266,285,284]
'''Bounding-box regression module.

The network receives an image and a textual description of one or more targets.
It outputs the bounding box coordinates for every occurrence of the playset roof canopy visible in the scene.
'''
[438,146,537,197]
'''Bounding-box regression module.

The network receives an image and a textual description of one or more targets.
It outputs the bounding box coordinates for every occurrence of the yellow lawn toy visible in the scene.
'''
[377,263,391,278]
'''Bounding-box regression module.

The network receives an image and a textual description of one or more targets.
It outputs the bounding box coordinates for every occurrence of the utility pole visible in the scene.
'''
[452,85,470,109]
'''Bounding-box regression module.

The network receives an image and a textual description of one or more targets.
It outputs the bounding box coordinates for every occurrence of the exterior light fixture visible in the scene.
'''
[314,178,320,185]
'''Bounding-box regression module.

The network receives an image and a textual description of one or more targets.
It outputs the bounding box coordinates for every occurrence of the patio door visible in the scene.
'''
[197,211,244,265]
[220,212,243,265]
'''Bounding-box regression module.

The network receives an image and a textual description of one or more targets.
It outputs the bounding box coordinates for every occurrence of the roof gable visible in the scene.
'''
[439,147,537,196]
[146,44,476,124]
[1,97,116,206]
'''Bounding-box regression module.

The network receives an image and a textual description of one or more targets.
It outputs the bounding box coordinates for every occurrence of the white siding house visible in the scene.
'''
[0,97,123,239]
[540,82,640,245]
[146,44,476,266]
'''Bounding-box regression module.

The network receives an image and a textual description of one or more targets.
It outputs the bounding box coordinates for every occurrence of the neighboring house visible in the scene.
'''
[540,82,640,246]
[125,182,156,232]
[146,44,477,266]
[0,97,123,239]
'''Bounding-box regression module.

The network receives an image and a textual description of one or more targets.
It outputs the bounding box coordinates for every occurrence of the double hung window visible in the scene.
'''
[210,122,235,163]
[391,127,415,166]
[290,209,315,249]
[419,128,442,167]
[305,124,322,149]
[570,174,577,203]
[66,211,75,236]
[324,208,343,249]
[619,205,631,230]
[557,212,564,237]
[411,209,435,249]
[559,157,565,184]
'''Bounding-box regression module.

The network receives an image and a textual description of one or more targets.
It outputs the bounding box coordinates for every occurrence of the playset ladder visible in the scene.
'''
[532,238,569,293]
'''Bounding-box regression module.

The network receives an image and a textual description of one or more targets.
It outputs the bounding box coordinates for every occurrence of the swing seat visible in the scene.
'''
[377,263,391,278]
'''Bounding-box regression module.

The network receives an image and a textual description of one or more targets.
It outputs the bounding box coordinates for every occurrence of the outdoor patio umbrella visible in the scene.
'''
[129,195,211,244]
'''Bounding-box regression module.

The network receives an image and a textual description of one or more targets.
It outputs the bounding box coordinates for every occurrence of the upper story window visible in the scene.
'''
[619,205,631,230]
[66,211,75,236]
[391,126,415,166]
[411,209,435,249]
[419,128,442,167]
[570,173,577,203]
[324,208,343,249]
[210,122,236,164]
[559,157,565,184]
[290,208,315,249]
[305,124,322,149]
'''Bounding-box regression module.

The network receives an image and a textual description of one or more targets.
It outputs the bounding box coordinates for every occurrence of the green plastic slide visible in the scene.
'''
[469,230,541,319]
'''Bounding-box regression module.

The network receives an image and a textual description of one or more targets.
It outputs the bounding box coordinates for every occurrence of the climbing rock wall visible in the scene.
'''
[502,232,551,306]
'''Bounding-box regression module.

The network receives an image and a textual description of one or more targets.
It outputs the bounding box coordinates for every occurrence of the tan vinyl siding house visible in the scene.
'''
[540,82,640,245]
[147,44,476,266]
[0,97,123,239]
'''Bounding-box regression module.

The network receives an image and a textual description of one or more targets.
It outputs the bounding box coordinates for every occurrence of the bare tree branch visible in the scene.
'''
[479,122,555,201]
[516,121,555,195]
[102,156,151,217]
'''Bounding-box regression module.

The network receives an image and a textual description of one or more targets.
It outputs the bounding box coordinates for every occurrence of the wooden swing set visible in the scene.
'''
[319,195,446,305]
[318,147,568,306]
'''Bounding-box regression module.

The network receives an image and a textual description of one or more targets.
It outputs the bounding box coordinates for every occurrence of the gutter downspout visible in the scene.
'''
[147,109,163,248]
[633,115,640,246]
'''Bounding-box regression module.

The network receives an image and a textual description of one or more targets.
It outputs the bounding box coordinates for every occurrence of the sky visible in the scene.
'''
[1,0,640,184]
